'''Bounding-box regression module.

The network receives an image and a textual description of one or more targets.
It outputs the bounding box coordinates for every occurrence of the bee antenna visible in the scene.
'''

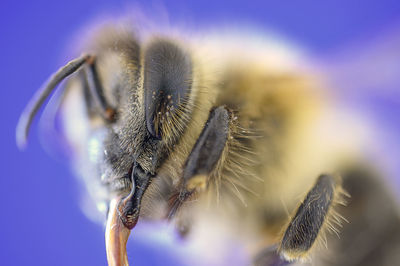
[16,54,91,150]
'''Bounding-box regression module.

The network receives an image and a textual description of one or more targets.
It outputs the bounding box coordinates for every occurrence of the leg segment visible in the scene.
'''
[278,174,345,261]
[168,106,231,219]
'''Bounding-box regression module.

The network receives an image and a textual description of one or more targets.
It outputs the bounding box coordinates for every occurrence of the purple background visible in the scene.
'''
[1,1,399,265]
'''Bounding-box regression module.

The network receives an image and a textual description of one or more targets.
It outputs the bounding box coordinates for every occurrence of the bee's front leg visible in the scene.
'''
[168,106,232,220]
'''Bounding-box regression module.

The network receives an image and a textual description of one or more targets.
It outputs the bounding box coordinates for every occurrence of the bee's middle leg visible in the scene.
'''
[254,174,346,265]
[278,174,346,261]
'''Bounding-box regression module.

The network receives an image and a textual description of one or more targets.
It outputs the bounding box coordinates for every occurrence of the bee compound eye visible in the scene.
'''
[143,39,192,139]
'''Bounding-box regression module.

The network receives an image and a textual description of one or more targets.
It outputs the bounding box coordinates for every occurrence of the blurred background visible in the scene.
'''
[1,0,399,265]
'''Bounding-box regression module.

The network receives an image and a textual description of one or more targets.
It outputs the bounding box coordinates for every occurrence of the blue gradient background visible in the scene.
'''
[1,1,399,265]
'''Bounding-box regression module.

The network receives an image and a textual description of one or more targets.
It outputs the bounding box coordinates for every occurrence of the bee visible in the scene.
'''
[17,18,400,266]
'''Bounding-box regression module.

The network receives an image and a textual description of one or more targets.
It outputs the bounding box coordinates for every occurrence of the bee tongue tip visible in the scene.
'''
[106,198,131,266]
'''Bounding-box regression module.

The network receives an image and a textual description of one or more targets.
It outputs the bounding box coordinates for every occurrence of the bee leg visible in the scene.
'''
[278,174,345,262]
[168,106,231,220]
[84,56,116,122]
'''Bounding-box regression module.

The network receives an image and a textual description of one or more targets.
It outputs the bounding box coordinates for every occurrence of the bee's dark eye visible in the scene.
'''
[143,39,193,140]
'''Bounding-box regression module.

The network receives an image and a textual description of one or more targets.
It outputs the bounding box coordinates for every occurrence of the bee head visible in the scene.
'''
[16,28,202,265]
[86,37,196,222]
